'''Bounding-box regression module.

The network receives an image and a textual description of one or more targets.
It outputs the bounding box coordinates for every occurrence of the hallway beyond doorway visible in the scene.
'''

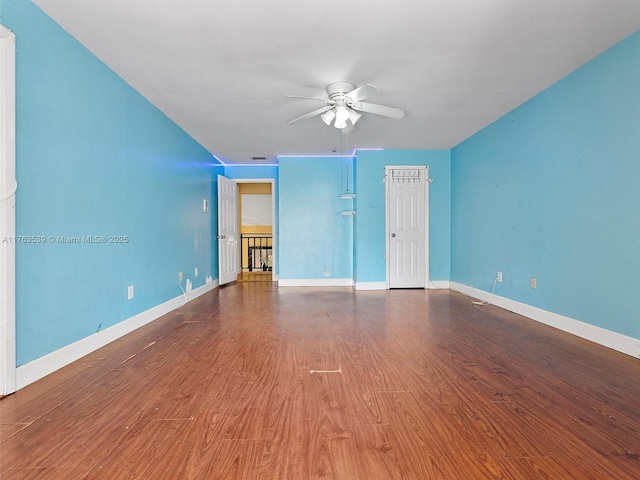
[237,271,273,282]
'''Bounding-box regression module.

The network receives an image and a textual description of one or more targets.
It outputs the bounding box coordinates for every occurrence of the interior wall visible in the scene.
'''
[451,31,640,340]
[278,156,354,282]
[354,149,451,284]
[5,0,218,366]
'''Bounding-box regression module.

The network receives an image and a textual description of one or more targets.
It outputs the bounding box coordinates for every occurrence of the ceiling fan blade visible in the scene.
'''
[345,83,378,102]
[288,105,333,124]
[352,101,405,119]
[285,95,332,104]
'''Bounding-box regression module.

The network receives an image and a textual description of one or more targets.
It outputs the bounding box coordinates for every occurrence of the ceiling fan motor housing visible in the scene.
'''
[327,82,356,100]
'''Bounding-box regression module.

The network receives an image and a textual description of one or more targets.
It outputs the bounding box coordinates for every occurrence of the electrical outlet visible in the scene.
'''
[530,277,537,289]
[497,272,503,283]
[178,271,183,282]
[127,285,134,299]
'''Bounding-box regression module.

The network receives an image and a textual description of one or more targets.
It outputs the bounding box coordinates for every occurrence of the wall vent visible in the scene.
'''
[251,156,267,161]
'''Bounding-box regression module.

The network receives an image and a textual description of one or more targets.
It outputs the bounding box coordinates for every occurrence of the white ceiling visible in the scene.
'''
[33,0,640,164]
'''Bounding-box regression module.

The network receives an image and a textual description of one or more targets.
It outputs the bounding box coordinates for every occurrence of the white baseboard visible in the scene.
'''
[354,281,386,291]
[278,278,354,287]
[16,280,219,390]
[354,280,450,291]
[449,282,640,359]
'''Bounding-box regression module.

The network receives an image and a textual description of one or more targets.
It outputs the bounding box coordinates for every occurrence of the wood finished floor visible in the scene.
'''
[1,283,639,479]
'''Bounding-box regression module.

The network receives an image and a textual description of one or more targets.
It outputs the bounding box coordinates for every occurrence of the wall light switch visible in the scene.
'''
[128,285,134,299]
[203,199,209,213]
[530,277,537,289]
[195,267,198,277]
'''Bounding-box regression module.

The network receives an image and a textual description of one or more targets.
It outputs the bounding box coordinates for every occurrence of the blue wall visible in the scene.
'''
[278,156,354,280]
[274,150,452,286]
[4,0,219,365]
[451,32,640,339]
[355,149,451,283]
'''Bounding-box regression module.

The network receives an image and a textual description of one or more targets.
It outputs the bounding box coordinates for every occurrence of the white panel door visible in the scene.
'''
[386,166,428,288]
[218,175,238,285]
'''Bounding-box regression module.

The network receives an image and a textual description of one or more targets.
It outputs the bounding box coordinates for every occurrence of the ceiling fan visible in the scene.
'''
[285,82,405,131]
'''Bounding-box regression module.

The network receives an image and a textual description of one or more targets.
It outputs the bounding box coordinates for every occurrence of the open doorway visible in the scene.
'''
[235,180,275,282]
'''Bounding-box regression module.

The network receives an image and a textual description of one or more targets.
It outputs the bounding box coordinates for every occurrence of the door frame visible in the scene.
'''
[1,24,16,395]
[234,179,276,281]
[385,165,429,289]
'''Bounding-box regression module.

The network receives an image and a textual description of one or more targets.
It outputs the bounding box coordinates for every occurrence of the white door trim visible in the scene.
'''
[385,165,429,289]
[234,178,276,281]
[1,24,17,395]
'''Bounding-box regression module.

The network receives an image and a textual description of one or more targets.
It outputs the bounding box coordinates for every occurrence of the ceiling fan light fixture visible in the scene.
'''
[320,109,336,126]
[348,109,362,125]
[334,105,349,129]
[286,81,404,130]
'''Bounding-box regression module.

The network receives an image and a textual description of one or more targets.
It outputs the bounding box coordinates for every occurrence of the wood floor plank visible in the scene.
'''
[377,391,474,480]
[219,374,277,440]
[82,417,196,479]
[174,373,261,478]
[1,368,162,472]
[0,423,30,441]
[1,466,76,479]
[352,425,405,480]
[305,372,361,479]
[1,283,638,479]
[187,439,265,480]
[257,394,310,480]
[505,455,582,480]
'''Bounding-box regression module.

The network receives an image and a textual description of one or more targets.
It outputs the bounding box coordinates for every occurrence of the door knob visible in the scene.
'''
[391,233,396,237]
